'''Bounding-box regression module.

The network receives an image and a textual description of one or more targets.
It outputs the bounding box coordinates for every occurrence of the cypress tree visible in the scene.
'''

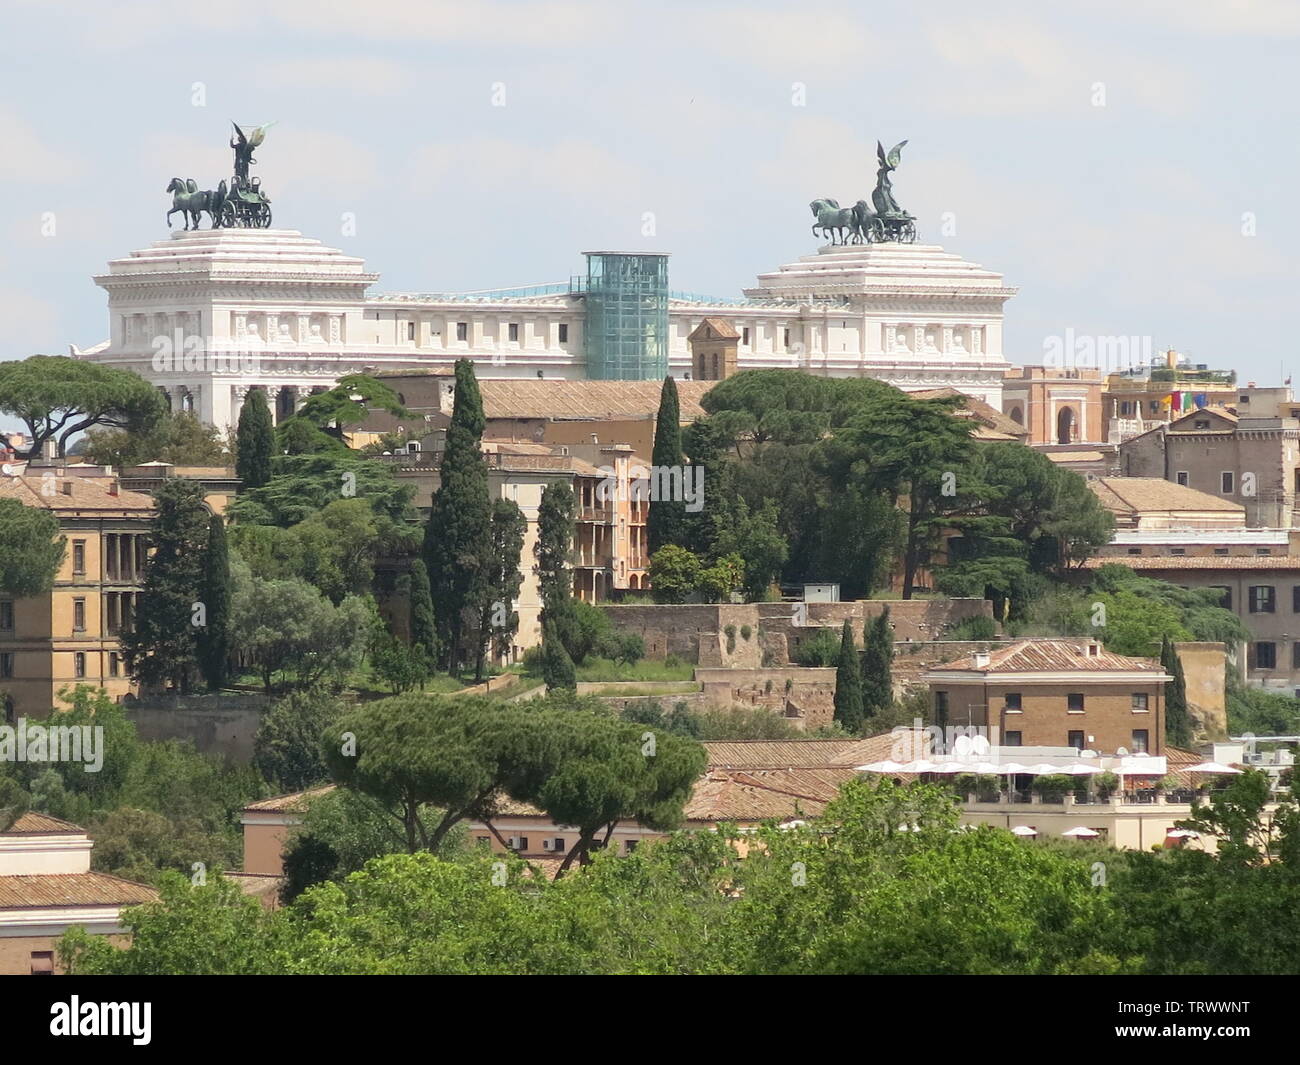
[197,514,231,691]
[474,498,526,682]
[408,557,437,665]
[647,375,686,553]
[861,607,895,718]
[536,481,578,653]
[1161,635,1193,748]
[833,618,865,732]
[235,388,274,489]
[121,479,210,693]
[423,359,491,675]
[541,619,576,691]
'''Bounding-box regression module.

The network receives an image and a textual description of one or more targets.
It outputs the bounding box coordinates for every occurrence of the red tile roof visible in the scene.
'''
[4,812,85,835]
[0,872,157,909]
[935,638,1163,674]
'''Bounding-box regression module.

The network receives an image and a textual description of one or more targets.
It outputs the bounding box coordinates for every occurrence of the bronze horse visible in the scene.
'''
[166,178,227,230]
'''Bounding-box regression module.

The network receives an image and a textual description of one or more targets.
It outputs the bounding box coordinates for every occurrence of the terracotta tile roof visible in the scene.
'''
[688,318,740,340]
[0,872,157,909]
[3,812,85,836]
[0,474,156,514]
[683,768,855,822]
[933,638,1163,674]
[1083,555,1300,571]
[1047,450,1105,463]
[1089,477,1244,517]
[242,786,334,814]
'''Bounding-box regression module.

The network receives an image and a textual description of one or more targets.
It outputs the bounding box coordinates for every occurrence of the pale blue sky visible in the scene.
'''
[2,0,1298,382]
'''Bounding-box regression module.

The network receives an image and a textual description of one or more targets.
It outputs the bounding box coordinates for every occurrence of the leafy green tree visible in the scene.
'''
[472,498,525,681]
[541,619,577,691]
[711,497,787,601]
[533,713,707,875]
[647,375,686,553]
[696,552,744,604]
[235,389,274,489]
[369,628,430,694]
[0,355,167,458]
[648,545,701,604]
[1161,635,1193,748]
[226,452,415,528]
[408,558,438,664]
[121,479,210,692]
[253,686,348,793]
[322,695,553,853]
[0,499,65,598]
[197,514,231,691]
[229,569,370,694]
[792,627,841,667]
[424,360,491,675]
[83,410,229,469]
[861,608,894,718]
[276,375,409,451]
[833,619,865,732]
[59,872,287,976]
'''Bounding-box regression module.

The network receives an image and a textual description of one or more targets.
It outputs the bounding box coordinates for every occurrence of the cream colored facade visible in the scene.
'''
[0,813,154,975]
[0,471,155,720]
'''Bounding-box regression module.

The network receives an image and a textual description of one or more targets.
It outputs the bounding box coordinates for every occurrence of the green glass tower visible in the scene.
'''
[580,251,669,380]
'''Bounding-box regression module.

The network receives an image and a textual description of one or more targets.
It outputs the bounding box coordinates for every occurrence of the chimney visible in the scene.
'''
[107,478,119,497]
[972,650,990,668]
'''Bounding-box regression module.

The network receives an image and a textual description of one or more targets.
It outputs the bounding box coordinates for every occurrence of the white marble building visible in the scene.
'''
[85,229,1015,432]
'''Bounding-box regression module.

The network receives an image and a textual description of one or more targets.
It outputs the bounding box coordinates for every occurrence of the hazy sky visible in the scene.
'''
[3,0,1298,383]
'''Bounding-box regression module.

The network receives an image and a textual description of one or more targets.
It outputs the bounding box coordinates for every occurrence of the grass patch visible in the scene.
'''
[583,681,701,697]
[572,657,695,683]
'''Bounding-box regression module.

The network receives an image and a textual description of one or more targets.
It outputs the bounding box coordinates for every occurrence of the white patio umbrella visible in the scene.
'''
[1024,764,1063,775]
[1165,828,1200,838]
[907,760,945,774]
[924,762,966,775]
[998,763,1031,774]
[1065,763,1103,775]
[1186,762,1242,774]
[1010,825,1038,837]
[966,761,1007,775]
[1062,826,1100,838]
[856,760,907,773]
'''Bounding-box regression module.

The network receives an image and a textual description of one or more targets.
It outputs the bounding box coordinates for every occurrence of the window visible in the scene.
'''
[456,321,468,342]
[508,322,519,343]
[1068,731,1085,750]
[1067,693,1085,713]
[1194,419,1210,429]
[1293,585,1300,614]
[1250,586,1276,613]
[0,653,13,678]
[1131,692,1149,712]
[30,951,54,976]
[1176,471,1189,486]
[558,323,568,343]
[783,328,791,349]
[73,598,86,632]
[1131,729,1149,753]
[1127,547,1142,556]
[1256,642,1277,670]
[1004,731,1022,746]
[1221,471,1234,494]
[1214,547,1230,555]
[72,540,86,574]
[109,652,120,678]
[1170,548,1186,556]
[624,840,638,853]
[1004,692,1022,711]
[1258,548,1273,556]
[742,327,751,346]
[74,652,86,678]
[406,321,415,341]
[1293,642,1300,670]
[0,600,12,630]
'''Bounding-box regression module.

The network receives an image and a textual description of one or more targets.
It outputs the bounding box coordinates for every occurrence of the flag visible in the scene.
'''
[1195,393,1208,408]
[1170,391,1182,412]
